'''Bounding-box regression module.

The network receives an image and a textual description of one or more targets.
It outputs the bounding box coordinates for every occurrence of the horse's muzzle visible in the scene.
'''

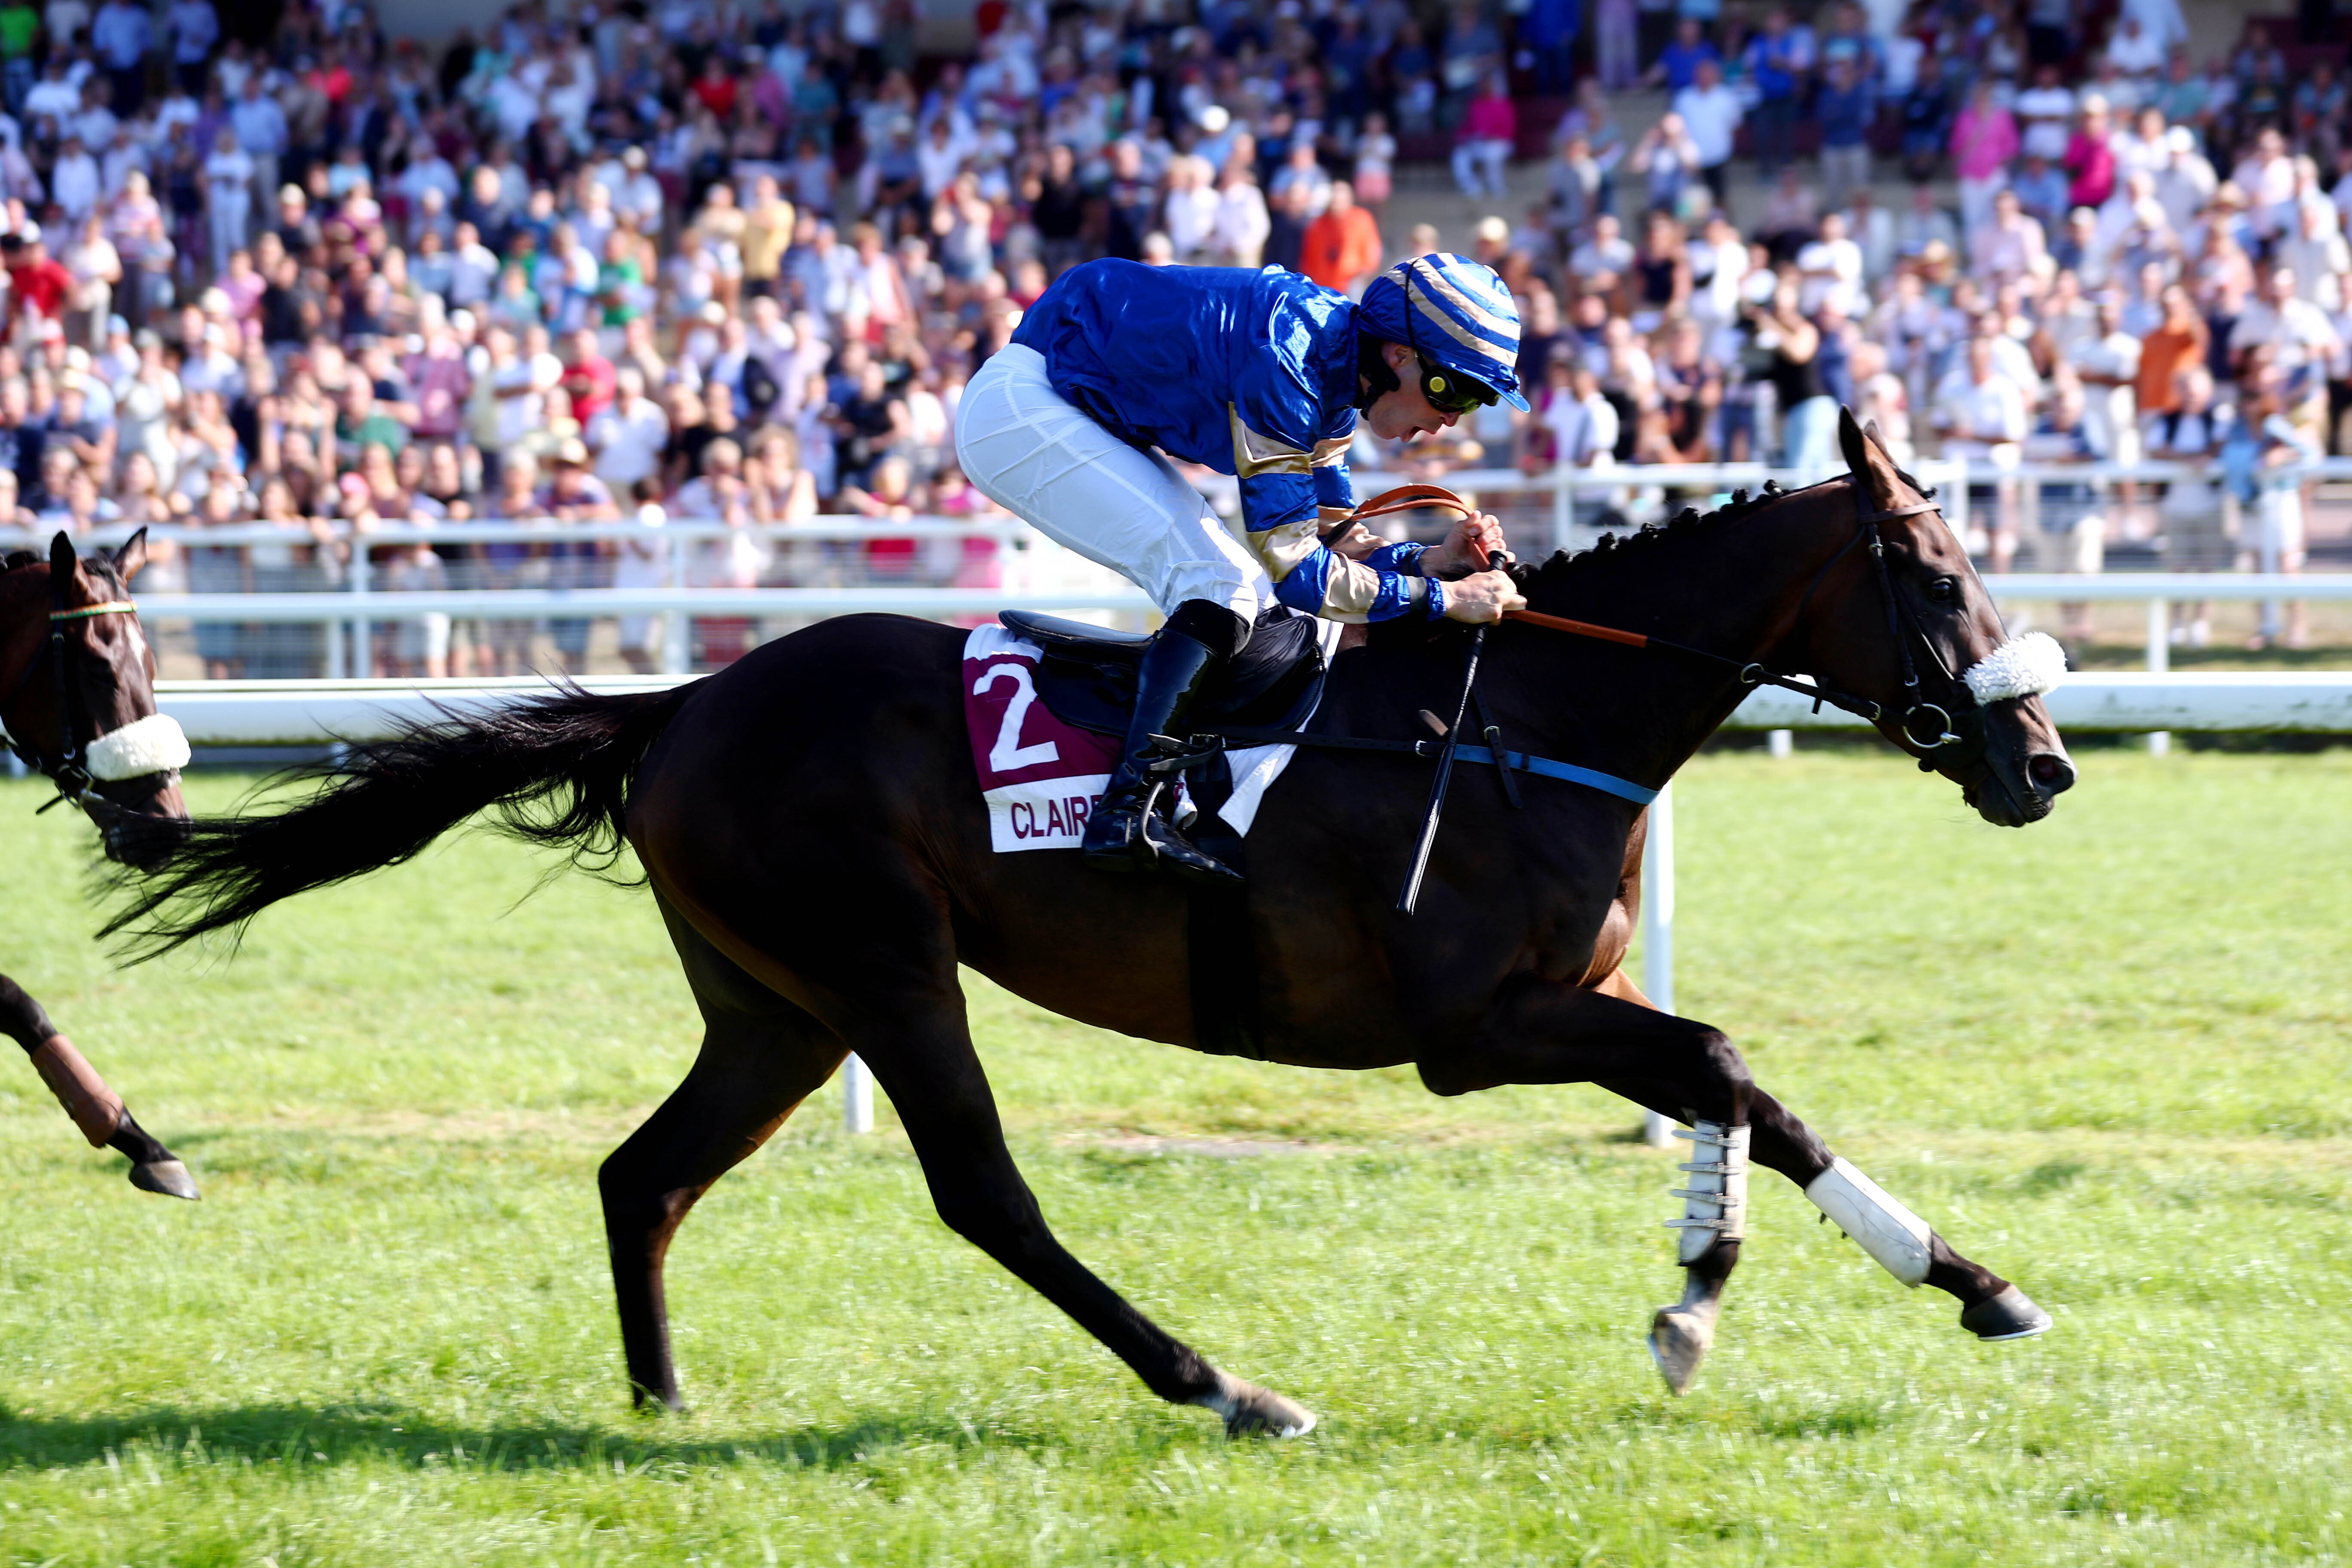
[1963,747,2074,827]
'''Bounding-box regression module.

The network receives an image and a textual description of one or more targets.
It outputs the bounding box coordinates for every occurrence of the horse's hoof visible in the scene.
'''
[129,1159,199,1200]
[1196,1373,1317,1438]
[1960,1285,2051,1341]
[1648,1305,1715,1396]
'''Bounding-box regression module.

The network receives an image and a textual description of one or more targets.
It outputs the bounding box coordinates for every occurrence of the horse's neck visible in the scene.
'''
[1494,484,1859,790]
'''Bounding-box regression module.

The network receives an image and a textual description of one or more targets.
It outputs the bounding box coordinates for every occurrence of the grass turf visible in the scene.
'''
[0,750,2347,1565]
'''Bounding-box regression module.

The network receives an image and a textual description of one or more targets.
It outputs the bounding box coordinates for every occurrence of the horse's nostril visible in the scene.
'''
[2027,752,2076,795]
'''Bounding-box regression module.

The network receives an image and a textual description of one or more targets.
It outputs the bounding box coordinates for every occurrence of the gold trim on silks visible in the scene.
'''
[1250,516,1324,583]
[1228,404,1316,479]
[1244,516,1430,624]
[1228,406,1427,622]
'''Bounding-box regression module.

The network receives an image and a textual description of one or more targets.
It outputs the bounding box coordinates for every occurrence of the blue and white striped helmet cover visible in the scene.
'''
[1357,253,1529,411]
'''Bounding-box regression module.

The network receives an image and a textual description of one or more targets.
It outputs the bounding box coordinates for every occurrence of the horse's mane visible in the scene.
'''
[1507,479,1815,595]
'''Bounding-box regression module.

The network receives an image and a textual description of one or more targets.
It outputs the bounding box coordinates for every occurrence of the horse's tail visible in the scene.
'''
[102,680,703,957]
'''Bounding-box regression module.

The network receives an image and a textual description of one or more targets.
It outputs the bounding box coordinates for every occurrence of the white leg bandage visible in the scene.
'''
[1805,1157,1934,1286]
[1666,1121,1749,1265]
[85,713,191,781]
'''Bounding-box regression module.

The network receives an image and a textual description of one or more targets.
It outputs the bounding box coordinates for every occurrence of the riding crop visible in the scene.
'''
[1393,550,1509,915]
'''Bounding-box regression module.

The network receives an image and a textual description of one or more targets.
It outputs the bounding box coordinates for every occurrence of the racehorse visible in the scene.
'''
[2,531,199,1199]
[109,414,2072,1430]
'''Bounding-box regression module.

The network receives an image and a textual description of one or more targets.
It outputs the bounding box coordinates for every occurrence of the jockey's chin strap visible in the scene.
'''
[1346,482,1910,735]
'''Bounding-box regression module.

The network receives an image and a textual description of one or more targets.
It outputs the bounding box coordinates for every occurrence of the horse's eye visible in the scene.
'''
[1926,577,1959,603]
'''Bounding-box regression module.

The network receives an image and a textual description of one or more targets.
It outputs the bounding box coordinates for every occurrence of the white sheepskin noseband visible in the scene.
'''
[85,712,191,780]
[1960,632,2067,705]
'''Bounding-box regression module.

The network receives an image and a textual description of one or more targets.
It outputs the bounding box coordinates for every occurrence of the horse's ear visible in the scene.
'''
[1836,404,1872,483]
[48,530,76,582]
[112,527,149,584]
[1838,404,1905,506]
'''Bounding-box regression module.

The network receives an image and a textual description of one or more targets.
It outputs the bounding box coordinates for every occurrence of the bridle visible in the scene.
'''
[1346,478,1991,770]
[1803,490,1987,766]
[0,564,180,826]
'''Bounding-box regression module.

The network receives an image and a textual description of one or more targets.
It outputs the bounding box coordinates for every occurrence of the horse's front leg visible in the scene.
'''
[1598,1063,2052,1343]
[1421,972,1754,1394]
[2,972,199,1200]
[1589,969,2049,1345]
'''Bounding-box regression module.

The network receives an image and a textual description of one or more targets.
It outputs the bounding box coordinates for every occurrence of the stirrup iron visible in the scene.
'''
[1143,732,1224,776]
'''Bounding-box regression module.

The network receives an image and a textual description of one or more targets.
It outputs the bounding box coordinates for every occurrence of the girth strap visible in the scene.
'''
[1207,725,1658,807]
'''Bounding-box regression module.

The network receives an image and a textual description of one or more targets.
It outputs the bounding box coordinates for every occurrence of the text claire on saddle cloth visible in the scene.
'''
[955,251,1533,887]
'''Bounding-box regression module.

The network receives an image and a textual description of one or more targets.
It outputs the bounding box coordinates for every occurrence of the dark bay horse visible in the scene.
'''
[111,415,2072,1430]
[3,531,198,1198]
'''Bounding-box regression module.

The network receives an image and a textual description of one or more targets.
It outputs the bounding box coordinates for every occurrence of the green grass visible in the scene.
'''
[1,752,2348,1565]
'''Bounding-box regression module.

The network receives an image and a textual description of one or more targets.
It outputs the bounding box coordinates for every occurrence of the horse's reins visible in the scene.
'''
[1343,482,1945,738]
[1301,479,1979,910]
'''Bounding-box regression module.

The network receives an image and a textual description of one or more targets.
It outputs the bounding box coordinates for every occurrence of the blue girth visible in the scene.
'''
[1441,745,1658,806]
[1207,726,1659,808]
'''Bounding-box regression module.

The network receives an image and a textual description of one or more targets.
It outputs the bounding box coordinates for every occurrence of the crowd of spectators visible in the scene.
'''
[1519,0,2338,648]
[0,0,2334,672]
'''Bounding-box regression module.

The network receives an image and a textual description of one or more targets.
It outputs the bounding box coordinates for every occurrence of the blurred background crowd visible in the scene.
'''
[0,0,2341,676]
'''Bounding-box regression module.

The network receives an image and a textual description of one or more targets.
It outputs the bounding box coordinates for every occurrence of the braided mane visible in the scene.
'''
[1509,479,1812,594]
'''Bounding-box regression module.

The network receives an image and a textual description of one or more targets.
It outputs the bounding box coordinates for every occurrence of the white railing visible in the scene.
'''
[11,456,2349,681]
[1,516,1136,678]
[1364,456,2352,578]
[138,671,2352,748]
[90,573,2352,689]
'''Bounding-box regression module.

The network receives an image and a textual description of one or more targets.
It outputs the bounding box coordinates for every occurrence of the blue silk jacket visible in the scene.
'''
[1009,259,1438,622]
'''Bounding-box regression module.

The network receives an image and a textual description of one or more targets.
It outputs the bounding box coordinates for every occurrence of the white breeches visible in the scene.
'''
[955,343,1274,625]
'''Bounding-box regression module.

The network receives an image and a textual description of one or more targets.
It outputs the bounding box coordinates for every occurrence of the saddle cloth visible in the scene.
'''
[962,624,1305,853]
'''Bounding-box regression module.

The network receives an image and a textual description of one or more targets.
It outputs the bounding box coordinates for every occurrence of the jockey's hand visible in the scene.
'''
[1442,568,1526,624]
[1425,510,1510,579]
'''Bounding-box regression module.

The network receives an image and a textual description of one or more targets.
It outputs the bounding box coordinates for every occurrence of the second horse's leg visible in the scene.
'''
[1,972,198,1200]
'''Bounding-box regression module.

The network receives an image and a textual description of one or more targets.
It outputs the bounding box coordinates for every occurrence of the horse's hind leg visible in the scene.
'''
[2,971,198,1200]
[844,988,1316,1437]
[690,868,1312,1436]
[599,898,850,1410]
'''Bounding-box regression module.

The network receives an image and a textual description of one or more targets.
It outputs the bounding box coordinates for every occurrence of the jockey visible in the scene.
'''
[955,252,1530,885]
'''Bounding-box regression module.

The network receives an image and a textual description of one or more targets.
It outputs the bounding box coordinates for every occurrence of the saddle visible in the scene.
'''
[1001,606,1326,740]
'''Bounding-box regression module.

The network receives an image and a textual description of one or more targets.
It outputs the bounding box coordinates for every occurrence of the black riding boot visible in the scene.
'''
[1081,616,1243,886]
